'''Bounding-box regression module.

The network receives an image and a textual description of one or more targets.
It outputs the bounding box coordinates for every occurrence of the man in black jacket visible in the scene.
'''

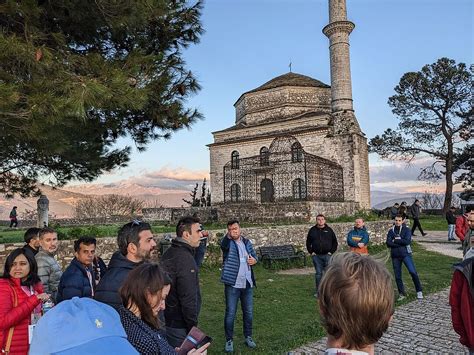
[23,227,41,258]
[410,199,427,237]
[160,216,203,348]
[95,221,156,308]
[57,237,97,303]
[446,206,457,241]
[306,214,338,297]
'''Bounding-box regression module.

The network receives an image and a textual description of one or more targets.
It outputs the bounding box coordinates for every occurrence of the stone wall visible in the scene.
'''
[0,220,391,272]
[216,201,360,222]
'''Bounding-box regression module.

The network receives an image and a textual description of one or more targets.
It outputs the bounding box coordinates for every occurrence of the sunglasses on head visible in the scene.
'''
[131,219,141,226]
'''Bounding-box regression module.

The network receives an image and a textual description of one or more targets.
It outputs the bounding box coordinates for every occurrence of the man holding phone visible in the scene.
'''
[220,220,258,353]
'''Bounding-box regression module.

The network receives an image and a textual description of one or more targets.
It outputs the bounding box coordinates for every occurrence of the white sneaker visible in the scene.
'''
[417,291,423,299]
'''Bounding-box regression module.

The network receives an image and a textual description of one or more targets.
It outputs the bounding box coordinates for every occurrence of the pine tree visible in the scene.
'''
[0,0,204,197]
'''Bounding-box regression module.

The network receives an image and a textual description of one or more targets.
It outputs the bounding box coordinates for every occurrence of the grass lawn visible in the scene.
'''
[418,215,449,231]
[198,243,458,354]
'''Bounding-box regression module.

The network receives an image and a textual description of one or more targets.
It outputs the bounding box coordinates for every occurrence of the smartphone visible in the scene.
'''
[196,335,213,349]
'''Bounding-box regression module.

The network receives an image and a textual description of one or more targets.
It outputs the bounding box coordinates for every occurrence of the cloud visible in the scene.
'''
[142,167,209,182]
[369,157,437,184]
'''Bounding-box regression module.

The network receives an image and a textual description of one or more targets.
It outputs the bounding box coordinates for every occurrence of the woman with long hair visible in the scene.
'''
[118,263,209,355]
[0,247,49,354]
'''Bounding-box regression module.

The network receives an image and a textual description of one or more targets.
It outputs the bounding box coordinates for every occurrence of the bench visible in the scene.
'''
[259,244,306,268]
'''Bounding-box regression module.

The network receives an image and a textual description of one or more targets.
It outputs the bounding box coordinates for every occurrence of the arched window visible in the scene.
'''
[259,146,269,166]
[230,184,241,202]
[291,142,303,163]
[292,178,307,200]
[231,151,239,169]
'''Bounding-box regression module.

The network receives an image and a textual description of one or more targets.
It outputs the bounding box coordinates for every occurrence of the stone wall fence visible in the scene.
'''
[0,220,392,272]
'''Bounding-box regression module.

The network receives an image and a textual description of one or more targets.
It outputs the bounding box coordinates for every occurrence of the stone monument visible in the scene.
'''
[37,195,49,227]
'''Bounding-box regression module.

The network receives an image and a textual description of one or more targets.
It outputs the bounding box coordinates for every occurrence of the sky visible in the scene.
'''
[67,0,473,194]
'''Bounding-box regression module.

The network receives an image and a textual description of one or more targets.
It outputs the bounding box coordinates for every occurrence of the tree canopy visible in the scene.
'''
[0,0,204,197]
[369,58,472,210]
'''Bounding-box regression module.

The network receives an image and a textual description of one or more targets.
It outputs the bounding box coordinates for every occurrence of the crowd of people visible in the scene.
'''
[0,206,472,354]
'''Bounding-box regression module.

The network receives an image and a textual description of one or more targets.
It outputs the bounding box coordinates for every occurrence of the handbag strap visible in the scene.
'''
[2,282,18,354]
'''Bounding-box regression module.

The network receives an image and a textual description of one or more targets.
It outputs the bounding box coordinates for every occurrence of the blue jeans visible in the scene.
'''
[448,224,455,240]
[391,255,422,295]
[312,254,331,292]
[224,284,253,340]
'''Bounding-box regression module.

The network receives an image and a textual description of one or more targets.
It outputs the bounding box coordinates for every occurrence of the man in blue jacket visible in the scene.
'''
[57,237,97,303]
[221,220,258,353]
[386,215,423,301]
[346,218,369,254]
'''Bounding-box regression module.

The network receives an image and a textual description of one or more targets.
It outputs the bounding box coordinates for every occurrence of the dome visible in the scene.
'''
[245,72,330,95]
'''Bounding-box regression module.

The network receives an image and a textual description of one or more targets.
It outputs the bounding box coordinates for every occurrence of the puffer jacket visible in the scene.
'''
[449,258,474,350]
[0,278,43,355]
[95,251,140,308]
[220,235,257,287]
[35,250,62,302]
[386,225,412,259]
[56,258,95,303]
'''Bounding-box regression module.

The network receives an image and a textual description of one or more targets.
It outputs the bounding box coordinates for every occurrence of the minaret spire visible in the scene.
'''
[323,0,355,113]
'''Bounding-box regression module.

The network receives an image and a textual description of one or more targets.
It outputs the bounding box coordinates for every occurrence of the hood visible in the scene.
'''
[107,251,140,270]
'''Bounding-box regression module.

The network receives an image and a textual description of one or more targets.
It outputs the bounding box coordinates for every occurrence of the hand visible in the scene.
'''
[247,256,257,266]
[357,243,365,248]
[188,342,210,354]
[36,293,50,302]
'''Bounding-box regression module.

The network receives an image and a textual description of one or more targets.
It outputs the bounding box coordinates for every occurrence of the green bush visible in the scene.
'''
[68,227,85,240]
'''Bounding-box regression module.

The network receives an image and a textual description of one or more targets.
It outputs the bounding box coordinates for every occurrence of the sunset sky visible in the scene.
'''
[66,0,472,195]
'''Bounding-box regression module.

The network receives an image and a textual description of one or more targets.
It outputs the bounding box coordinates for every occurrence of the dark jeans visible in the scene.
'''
[411,218,424,235]
[312,254,331,292]
[391,255,422,295]
[165,326,188,348]
[9,219,17,228]
[224,283,253,340]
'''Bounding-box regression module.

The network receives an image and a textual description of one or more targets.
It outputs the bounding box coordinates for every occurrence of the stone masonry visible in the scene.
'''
[0,220,391,271]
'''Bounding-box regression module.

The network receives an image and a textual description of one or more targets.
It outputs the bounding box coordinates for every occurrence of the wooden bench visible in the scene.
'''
[259,244,306,268]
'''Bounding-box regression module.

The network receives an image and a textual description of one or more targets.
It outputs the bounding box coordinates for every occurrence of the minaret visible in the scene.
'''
[323,0,355,113]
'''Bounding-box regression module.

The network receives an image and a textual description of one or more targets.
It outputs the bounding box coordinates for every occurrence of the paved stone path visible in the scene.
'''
[290,231,468,354]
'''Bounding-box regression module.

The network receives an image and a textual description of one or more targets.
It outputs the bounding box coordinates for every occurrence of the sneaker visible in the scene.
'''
[417,291,423,299]
[245,336,257,348]
[397,294,406,301]
[225,340,234,352]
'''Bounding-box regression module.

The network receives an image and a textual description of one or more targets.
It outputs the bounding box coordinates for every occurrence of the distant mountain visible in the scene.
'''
[370,190,417,209]
[0,185,87,219]
[0,183,190,219]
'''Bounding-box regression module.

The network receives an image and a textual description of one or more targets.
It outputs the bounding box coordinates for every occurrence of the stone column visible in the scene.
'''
[37,195,49,228]
[323,0,355,113]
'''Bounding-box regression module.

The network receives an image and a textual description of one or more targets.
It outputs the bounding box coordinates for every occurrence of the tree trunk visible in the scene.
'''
[443,145,454,212]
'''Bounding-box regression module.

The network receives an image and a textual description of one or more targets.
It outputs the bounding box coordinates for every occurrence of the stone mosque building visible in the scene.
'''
[208,0,370,220]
